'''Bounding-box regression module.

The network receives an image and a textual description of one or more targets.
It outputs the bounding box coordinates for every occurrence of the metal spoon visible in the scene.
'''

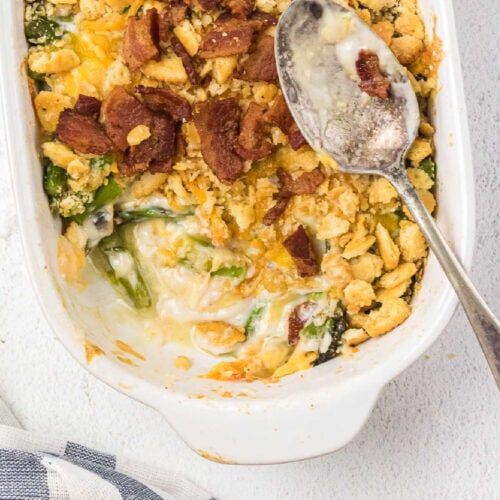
[275,0,500,387]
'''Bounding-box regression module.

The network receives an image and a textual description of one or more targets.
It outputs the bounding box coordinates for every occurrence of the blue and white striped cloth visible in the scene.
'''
[0,398,214,499]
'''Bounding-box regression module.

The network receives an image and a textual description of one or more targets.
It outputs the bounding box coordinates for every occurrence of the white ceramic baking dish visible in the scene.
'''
[1,0,474,464]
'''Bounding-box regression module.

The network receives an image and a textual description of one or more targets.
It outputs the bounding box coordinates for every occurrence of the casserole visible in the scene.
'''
[1,0,474,464]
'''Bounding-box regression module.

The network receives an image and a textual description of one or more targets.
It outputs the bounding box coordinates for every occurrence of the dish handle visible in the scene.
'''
[155,383,382,464]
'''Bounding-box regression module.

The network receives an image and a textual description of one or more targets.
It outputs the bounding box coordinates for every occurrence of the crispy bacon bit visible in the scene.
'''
[120,113,176,176]
[248,11,277,28]
[171,0,189,25]
[355,49,390,99]
[171,35,200,84]
[56,110,114,155]
[283,225,320,277]
[288,301,317,346]
[174,125,187,161]
[147,114,177,173]
[235,35,277,82]
[264,94,306,150]
[184,0,218,10]
[56,95,111,154]
[278,167,325,196]
[193,98,243,184]
[123,8,160,71]
[159,1,189,42]
[263,167,324,225]
[73,95,101,121]
[262,197,289,226]
[135,85,192,121]
[224,0,255,18]
[288,125,307,150]
[201,74,212,88]
[264,94,293,131]
[102,87,153,151]
[235,102,274,160]
[159,7,172,43]
[120,153,148,176]
[199,19,255,58]
[198,0,219,9]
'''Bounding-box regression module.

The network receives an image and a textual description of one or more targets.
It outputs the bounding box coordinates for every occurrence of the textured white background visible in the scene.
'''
[0,0,499,498]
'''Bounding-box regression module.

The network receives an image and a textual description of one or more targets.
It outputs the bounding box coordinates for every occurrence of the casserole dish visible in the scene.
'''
[1,0,474,464]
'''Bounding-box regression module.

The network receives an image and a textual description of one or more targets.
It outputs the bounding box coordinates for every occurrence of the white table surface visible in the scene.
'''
[0,1,499,498]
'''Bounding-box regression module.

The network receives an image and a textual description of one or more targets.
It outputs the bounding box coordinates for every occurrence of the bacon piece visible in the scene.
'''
[135,85,192,121]
[73,95,101,121]
[355,49,390,99]
[264,95,306,150]
[278,167,324,196]
[288,301,317,346]
[171,35,200,84]
[171,0,188,25]
[215,10,275,29]
[153,114,176,158]
[201,74,212,88]
[120,113,176,176]
[160,0,190,26]
[234,102,273,160]
[235,35,277,82]
[159,7,172,43]
[193,98,243,184]
[262,197,289,226]
[120,152,148,176]
[158,0,189,40]
[199,18,255,58]
[264,94,293,132]
[224,0,255,18]
[263,168,324,225]
[184,0,218,11]
[101,86,153,151]
[288,125,307,149]
[248,11,277,28]
[174,124,187,161]
[147,114,177,173]
[198,0,218,9]
[283,225,320,277]
[123,8,160,71]
[56,110,114,155]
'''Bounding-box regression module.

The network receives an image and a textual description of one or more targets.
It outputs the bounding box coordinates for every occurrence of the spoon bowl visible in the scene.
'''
[276,0,500,387]
[276,0,419,177]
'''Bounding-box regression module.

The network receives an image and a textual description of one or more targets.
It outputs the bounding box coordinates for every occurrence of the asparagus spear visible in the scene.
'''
[27,67,46,82]
[419,157,436,180]
[72,177,122,225]
[211,265,247,279]
[312,304,348,366]
[25,16,63,45]
[115,206,194,224]
[244,304,265,337]
[91,230,152,309]
[44,161,67,198]
[187,234,213,247]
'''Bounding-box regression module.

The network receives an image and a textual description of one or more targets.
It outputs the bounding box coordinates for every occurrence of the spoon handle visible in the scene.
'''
[387,172,500,388]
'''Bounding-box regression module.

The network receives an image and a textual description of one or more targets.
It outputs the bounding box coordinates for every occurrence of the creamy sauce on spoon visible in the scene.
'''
[276,0,419,174]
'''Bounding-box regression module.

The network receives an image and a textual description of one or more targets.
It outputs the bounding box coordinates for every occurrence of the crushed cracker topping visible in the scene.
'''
[27,0,440,381]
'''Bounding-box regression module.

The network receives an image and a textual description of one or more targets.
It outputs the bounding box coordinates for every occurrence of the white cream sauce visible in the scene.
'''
[108,251,136,281]
[129,216,331,357]
[288,3,419,156]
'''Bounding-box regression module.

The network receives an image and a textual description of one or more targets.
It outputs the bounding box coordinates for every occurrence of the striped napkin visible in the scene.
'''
[0,398,214,500]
